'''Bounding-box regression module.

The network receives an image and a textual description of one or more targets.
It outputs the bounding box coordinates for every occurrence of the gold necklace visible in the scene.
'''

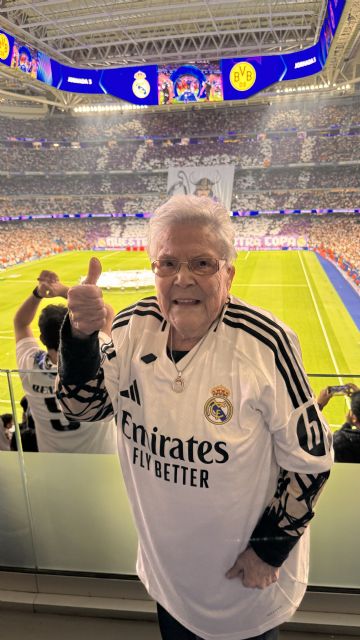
[168,300,230,393]
[169,326,212,393]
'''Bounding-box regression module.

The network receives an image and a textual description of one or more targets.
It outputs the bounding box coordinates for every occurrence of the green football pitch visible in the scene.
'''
[1,249,359,429]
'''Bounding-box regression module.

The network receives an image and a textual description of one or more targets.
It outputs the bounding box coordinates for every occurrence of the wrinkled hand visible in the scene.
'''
[37,270,68,299]
[68,257,107,337]
[226,547,279,589]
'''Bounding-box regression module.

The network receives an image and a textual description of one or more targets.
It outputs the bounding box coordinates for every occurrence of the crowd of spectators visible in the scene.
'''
[1,166,358,216]
[0,98,358,141]
[1,167,358,198]
[1,214,358,279]
[0,219,95,266]
[0,195,164,217]
[0,174,165,197]
[0,96,358,217]
[2,190,358,218]
[1,132,359,174]
[306,214,360,277]
[0,95,359,280]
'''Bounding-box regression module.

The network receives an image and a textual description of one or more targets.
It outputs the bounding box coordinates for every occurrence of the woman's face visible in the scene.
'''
[154,223,235,347]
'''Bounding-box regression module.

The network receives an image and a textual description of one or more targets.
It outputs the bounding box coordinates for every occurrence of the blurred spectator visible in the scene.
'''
[10,396,38,452]
[0,413,13,451]
[13,270,118,454]
[317,384,360,463]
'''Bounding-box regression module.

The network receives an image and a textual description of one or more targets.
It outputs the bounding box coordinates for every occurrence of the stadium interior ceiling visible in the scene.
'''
[0,0,359,113]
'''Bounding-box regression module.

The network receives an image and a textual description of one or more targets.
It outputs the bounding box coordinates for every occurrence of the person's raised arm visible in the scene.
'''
[57,257,116,425]
[316,386,334,411]
[67,257,107,339]
[14,270,68,342]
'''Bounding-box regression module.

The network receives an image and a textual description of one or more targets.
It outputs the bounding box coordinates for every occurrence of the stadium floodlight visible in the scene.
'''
[73,102,148,113]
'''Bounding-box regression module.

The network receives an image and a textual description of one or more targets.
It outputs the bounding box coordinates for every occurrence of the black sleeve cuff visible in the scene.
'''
[249,511,303,567]
[58,314,101,385]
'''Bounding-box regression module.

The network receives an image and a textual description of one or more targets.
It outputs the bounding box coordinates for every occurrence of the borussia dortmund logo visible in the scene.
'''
[204,385,233,425]
[0,33,10,61]
[229,62,256,92]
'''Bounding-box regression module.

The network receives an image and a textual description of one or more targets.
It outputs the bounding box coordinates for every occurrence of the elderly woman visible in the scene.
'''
[58,195,333,640]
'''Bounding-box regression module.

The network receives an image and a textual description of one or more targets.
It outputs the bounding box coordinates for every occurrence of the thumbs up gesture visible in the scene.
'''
[68,258,108,337]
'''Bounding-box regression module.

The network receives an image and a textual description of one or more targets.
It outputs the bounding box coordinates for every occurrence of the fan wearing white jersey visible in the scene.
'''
[14,270,117,454]
[57,195,333,640]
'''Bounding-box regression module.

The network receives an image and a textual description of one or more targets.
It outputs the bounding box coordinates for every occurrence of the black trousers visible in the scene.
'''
[157,603,279,640]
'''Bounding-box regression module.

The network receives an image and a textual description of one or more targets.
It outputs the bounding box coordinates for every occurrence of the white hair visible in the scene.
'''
[147,194,237,262]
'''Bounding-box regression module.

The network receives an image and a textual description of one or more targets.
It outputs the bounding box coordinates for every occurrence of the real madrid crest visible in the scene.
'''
[204,385,233,425]
[132,70,151,99]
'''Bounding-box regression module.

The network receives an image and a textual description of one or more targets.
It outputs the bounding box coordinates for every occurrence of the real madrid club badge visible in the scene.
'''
[204,385,233,425]
[132,70,150,99]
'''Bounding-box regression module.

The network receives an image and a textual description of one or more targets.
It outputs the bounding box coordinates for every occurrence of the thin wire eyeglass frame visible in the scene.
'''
[151,258,227,277]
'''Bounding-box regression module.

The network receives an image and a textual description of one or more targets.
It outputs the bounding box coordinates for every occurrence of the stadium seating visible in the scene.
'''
[0,97,359,279]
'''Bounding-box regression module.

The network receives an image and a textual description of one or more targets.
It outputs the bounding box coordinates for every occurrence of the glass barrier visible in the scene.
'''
[0,370,37,570]
[0,367,138,575]
[1,368,359,586]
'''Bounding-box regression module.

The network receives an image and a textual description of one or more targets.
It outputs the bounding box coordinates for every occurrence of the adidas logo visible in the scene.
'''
[119,379,141,406]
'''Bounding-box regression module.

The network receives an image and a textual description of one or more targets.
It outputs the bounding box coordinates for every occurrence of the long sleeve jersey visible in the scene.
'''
[57,295,333,640]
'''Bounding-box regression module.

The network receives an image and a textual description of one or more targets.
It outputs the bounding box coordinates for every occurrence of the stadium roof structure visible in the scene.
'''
[0,0,359,110]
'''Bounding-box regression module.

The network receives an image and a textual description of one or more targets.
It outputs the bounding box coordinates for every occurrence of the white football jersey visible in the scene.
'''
[58,295,333,639]
[100,296,333,639]
[16,337,117,454]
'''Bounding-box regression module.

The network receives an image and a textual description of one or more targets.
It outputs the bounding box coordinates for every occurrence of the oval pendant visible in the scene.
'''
[172,375,184,393]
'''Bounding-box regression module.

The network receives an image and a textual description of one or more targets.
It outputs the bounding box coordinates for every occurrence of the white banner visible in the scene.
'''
[167,164,235,210]
[235,235,308,249]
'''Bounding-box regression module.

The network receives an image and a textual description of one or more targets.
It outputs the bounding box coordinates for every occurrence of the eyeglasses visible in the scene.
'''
[151,257,226,277]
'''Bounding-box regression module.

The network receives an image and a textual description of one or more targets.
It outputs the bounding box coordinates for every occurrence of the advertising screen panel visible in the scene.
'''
[0,0,347,104]
[158,62,223,105]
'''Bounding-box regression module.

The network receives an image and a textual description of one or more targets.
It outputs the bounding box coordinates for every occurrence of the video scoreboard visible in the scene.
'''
[0,0,346,105]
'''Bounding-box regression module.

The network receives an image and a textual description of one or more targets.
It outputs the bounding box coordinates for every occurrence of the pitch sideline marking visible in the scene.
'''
[298,252,344,386]
[98,251,123,260]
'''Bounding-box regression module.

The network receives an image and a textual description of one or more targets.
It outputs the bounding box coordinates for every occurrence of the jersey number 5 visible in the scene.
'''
[44,397,81,431]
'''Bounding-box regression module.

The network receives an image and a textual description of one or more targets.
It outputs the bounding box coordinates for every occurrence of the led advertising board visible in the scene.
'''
[158,62,223,104]
[0,0,347,104]
[222,0,346,99]
[0,30,14,67]
[221,44,324,100]
[0,32,158,105]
